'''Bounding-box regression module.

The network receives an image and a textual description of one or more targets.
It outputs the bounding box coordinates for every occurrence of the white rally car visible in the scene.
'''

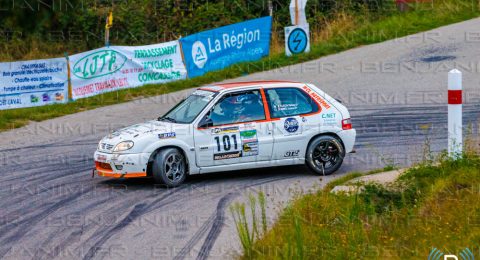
[94,81,356,187]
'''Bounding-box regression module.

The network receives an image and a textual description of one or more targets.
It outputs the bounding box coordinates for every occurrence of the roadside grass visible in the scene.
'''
[230,192,269,258]
[237,147,480,259]
[1,0,478,132]
[229,166,405,257]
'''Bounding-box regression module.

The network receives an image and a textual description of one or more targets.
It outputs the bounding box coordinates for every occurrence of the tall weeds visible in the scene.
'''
[230,192,268,258]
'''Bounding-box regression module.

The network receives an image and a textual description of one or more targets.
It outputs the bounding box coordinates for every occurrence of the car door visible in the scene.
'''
[193,89,274,167]
[264,87,320,160]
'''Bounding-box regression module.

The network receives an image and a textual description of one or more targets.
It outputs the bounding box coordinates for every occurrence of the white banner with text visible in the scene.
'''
[0,58,68,110]
[69,41,187,100]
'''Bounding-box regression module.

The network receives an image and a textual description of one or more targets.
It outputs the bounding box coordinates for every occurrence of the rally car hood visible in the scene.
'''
[97,120,189,153]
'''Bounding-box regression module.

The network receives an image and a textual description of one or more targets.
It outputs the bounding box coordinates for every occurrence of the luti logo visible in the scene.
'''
[73,49,127,79]
[192,41,208,69]
[428,247,475,260]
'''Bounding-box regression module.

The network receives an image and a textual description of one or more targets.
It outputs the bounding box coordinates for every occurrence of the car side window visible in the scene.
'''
[265,88,318,118]
[207,90,266,126]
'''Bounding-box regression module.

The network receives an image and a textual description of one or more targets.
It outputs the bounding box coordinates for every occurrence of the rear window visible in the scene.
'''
[265,88,318,118]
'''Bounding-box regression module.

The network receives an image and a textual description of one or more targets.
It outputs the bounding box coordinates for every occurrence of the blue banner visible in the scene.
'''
[180,16,272,78]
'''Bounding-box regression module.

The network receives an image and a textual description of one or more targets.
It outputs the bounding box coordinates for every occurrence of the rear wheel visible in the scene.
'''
[306,135,345,175]
[152,148,187,187]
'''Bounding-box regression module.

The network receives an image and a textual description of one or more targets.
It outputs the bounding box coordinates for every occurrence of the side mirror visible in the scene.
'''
[199,118,213,128]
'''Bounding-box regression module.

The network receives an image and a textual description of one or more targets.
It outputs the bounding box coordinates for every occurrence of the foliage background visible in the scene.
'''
[2,0,477,131]
[0,0,390,61]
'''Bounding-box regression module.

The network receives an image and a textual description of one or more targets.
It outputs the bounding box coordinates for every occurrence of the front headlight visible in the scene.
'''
[113,141,134,152]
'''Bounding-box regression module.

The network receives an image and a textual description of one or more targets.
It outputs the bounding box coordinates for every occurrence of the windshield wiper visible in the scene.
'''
[158,116,177,123]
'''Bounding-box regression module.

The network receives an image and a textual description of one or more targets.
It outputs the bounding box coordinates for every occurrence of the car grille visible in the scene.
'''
[100,143,114,151]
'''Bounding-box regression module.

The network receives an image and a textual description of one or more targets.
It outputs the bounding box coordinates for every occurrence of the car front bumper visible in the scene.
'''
[94,151,151,178]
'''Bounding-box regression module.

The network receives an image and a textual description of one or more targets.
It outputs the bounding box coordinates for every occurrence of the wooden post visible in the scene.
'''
[64,52,73,102]
[295,0,299,25]
[178,36,189,79]
[105,27,110,47]
[105,11,113,47]
[268,0,273,16]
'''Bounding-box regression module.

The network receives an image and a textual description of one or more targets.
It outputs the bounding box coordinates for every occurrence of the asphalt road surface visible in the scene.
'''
[1,18,480,260]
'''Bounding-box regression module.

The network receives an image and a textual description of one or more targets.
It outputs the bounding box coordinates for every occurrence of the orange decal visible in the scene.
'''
[302,86,331,110]
[260,88,272,120]
[95,161,147,178]
[96,169,147,178]
[217,80,301,88]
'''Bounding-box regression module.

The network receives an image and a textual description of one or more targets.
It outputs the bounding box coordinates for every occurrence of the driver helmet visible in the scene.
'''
[221,95,246,116]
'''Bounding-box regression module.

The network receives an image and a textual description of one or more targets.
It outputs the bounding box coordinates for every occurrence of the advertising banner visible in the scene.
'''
[69,41,186,100]
[180,16,272,78]
[0,58,68,110]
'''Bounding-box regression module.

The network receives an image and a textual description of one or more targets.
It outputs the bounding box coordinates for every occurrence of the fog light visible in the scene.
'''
[115,165,123,170]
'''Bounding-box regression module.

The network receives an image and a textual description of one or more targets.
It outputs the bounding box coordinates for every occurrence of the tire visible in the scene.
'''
[305,135,345,176]
[152,148,187,187]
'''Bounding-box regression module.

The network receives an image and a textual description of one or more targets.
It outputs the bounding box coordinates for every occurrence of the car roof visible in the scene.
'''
[198,80,306,92]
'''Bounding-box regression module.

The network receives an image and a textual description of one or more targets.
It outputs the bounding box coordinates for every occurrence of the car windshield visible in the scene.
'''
[159,90,216,124]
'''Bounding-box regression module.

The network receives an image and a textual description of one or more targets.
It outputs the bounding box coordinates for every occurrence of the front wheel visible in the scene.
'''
[306,135,345,175]
[152,148,187,187]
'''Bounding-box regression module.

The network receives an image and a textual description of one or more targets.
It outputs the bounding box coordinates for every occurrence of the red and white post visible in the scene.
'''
[448,69,462,158]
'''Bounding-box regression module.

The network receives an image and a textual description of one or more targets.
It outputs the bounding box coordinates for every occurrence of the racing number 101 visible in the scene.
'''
[215,134,238,151]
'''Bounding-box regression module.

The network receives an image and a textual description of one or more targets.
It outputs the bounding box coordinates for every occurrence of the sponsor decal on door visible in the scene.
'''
[212,127,259,160]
